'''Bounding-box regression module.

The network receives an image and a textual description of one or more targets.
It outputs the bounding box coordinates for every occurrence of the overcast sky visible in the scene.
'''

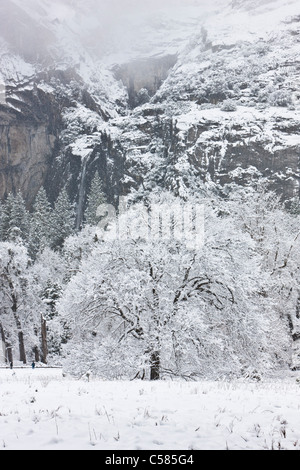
[51,0,215,23]
[59,0,216,60]
[3,0,223,63]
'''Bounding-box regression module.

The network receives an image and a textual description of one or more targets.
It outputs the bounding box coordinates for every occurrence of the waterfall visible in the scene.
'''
[75,153,91,230]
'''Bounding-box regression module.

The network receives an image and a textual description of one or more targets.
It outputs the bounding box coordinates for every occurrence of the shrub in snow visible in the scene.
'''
[255,41,270,56]
[221,99,237,112]
[268,90,293,107]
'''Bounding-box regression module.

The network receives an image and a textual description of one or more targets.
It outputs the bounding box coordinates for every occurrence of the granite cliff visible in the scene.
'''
[0,0,299,221]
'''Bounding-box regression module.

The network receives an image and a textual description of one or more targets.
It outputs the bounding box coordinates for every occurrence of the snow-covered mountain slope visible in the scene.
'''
[0,0,299,214]
[93,0,300,203]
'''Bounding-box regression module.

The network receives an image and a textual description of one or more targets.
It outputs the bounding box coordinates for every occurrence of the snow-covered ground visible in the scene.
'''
[0,368,300,450]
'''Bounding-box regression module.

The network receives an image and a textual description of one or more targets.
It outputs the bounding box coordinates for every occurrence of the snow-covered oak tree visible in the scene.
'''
[58,195,289,380]
[29,247,70,363]
[225,183,300,368]
[0,241,70,366]
[0,243,42,364]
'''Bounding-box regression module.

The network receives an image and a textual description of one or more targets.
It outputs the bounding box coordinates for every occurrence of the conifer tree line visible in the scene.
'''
[0,171,105,256]
[0,188,74,257]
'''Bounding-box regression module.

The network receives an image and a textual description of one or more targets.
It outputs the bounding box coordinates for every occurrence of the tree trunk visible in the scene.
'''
[33,327,40,362]
[33,345,40,363]
[149,265,160,381]
[0,322,8,364]
[150,351,160,380]
[7,345,13,365]
[41,315,48,364]
[10,289,26,364]
[18,331,27,364]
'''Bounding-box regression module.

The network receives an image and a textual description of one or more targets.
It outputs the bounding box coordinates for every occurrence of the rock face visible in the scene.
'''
[0,119,55,206]
[0,92,58,206]
[114,55,178,108]
[0,0,299,217]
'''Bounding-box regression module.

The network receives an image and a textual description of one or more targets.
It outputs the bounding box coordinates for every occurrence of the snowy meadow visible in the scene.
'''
[1,368,300,451]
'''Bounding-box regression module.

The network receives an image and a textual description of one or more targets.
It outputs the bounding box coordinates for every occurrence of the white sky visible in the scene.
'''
[4,0,237,62]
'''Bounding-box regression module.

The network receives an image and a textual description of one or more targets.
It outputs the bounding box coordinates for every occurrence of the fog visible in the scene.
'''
[67,0,217,60]
[1,0,223,63]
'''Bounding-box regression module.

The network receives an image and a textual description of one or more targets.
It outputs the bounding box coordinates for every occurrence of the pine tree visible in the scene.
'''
[51,188,75,249]
[0,191,30,243]
[28,187,53,258]
[85,171,106,226]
